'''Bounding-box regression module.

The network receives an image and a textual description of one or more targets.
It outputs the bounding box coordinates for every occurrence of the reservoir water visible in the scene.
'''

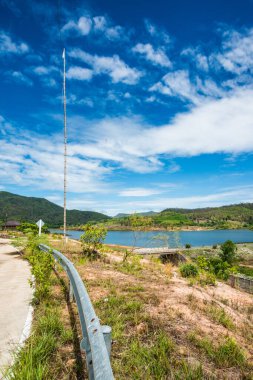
[50,229,253,248]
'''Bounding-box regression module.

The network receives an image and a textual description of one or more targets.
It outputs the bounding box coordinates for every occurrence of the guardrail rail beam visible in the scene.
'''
[39,244,114,380]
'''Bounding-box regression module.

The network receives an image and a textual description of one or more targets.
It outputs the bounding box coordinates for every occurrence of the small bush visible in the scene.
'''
[196,255,209,270]
[219,240,237,265]
[185,243,191,249]
[199,273,216,286]
[212,244,217,249]
[80,224,107,259]
[180,263,198,277]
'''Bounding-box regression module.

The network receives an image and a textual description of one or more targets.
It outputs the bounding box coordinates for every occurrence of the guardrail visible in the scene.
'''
[39,244,114,380]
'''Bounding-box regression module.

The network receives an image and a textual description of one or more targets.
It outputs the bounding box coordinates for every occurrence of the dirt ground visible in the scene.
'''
[51,239,253,379]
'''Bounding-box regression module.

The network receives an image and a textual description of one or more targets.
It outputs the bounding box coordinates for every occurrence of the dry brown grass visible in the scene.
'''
[48,238,253,379]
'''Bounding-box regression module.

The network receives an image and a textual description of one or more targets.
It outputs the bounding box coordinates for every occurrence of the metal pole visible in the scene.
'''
[62,48,67,243]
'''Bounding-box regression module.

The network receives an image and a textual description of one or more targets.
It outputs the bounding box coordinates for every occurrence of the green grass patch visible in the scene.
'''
[5,307,65,380]
[188,333,246,368]
[114,255,143,276]
[94,286,205,379]
[206,305,235,330]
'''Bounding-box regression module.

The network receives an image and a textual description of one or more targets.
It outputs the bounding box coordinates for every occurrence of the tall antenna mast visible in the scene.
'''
[62,48,67,242]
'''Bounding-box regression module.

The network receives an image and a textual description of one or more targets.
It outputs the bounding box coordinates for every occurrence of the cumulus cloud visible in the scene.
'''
[213,27,253,75]
[32,65,58,76]
[150,70,225,104]
[150,70,200,103]
[93,15,126,40]
[132,43,172,67]
[61,16,92,36]
[67,88,253,174]
[61,14,126,41]
[67,66,93,81]
[69,49,142,84]
[0,30,29,55]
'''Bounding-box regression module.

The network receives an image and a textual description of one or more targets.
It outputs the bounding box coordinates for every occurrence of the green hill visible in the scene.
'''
[108,203,253,229]
[152,204,253,228]
[0,192,110,228]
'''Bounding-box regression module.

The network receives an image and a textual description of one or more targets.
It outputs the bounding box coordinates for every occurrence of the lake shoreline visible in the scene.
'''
[53,225,251,232]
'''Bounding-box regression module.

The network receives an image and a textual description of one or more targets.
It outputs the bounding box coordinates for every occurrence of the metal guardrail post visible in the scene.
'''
[69,280,74,302]
[102,325,112,357]
[39,244,114,380]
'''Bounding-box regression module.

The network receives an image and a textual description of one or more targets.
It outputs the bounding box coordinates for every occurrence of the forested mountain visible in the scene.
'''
[0,192,110,227]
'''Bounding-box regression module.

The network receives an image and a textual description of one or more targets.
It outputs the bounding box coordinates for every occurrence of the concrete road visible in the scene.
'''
[0,239,33,375]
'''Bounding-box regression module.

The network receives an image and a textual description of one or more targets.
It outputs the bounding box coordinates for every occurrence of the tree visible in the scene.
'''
[80,224,107,258]
[219,240,237,265]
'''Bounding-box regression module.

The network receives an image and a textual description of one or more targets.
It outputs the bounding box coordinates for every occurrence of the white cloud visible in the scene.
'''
[93,15,125,41]
[67,66,93,81]
[182,47,209,71]
[6,71,33,86]
[68,94,94,107]
[150,70,200,103]
[0,31,29,55]
[119,188,162,197]
[150,70,225,104]
[69,49,142,84]
[32,65,57,76]
[144,19,171,44]
[62,16,92,36]
[133,43,172,67]
[0,117,111,193]
[213,27,253,75]
[67,88,253,173]
[61,14,125,41]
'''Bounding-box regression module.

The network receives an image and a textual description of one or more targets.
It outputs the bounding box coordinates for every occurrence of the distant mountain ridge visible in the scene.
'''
[0,191,110,227]
[1,191,253,229]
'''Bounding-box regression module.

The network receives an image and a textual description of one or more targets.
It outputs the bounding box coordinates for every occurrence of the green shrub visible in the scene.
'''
[80,224,107,258]
[212,244,217,249]
[17,222,49,235]
[185,243,191,249]
[208,257,237,280]
[180,263,198,277]
[196,255,209,270]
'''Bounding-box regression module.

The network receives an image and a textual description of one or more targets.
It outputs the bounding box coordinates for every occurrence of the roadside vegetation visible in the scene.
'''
[4,225,253,379]
[5,231,86,379]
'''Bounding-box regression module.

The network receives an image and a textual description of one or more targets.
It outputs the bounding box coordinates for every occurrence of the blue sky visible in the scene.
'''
[1,0,253,215]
